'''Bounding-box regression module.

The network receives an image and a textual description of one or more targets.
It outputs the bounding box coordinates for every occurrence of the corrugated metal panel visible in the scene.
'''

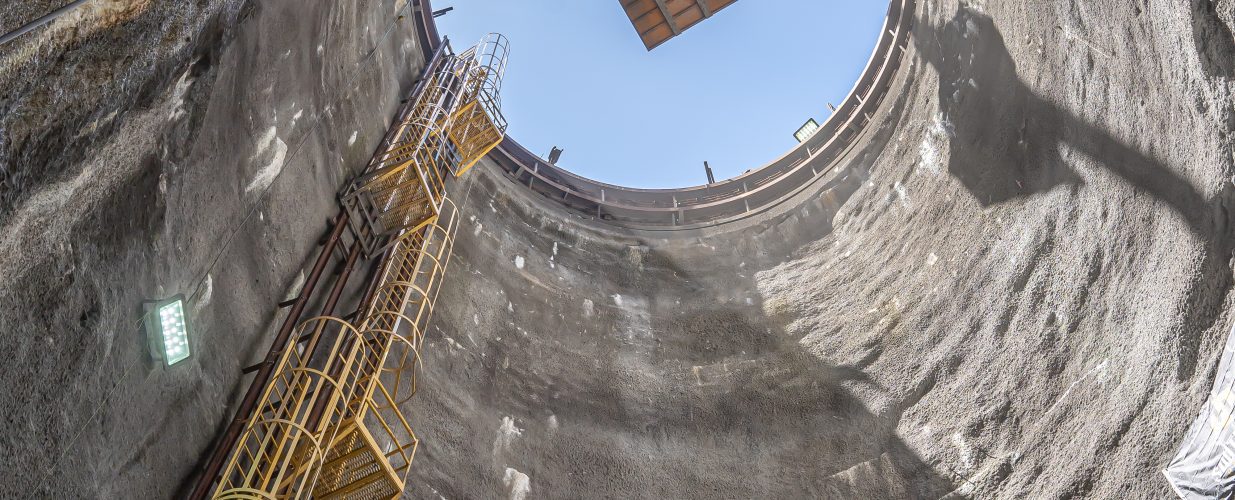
[620,0,738,50]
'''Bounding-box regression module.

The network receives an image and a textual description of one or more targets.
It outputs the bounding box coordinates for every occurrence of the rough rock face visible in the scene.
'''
[409,0,1235,498]
[0,0,423,496]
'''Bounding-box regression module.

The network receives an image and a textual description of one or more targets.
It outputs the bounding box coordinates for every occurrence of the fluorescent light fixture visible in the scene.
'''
[794,118,820,143]
[147,295,192,367]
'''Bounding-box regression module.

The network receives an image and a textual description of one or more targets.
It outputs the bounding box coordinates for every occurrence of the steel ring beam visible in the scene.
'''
[413,0,915,230]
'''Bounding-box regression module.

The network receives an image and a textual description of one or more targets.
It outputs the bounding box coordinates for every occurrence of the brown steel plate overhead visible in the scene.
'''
[621,0,739,50]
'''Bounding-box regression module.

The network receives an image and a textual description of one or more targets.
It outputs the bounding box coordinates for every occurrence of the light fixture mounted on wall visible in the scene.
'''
[794,118,821,143]
[145,295,192,367]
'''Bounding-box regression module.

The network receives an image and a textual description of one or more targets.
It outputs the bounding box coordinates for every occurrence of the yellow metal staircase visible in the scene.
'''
[210,33,509,500]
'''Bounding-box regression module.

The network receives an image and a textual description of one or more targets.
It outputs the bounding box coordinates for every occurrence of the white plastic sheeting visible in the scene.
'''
[1165,322,1235,498]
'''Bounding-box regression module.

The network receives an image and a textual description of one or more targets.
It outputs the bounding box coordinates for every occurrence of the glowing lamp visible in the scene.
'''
[794,118,820,143]
[147,295,192,366]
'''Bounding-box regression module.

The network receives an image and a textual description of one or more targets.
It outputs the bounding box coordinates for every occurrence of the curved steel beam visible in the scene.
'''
[415,0,916,229]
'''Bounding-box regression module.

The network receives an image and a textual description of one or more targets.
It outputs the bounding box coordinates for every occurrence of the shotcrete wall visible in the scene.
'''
[408,0,1235,498]
[0,0,426,496]
[0,0,1232,498]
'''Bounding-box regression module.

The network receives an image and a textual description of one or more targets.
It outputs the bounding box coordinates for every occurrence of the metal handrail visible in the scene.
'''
[415,0,916,228]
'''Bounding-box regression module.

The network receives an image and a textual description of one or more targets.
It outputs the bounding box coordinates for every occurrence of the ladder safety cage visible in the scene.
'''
[343,33,509,257]
[209,33,508,500]
[448,33,510,177]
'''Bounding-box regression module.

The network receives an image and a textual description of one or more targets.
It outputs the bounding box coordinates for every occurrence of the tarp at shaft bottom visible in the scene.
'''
[1165,322,1235,498]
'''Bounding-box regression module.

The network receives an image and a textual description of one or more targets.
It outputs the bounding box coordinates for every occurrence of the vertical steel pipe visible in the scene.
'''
[0,0,92,47]
[187,214,349,500]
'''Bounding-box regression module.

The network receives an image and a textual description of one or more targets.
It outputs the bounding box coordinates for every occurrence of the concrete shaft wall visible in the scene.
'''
[0,0,425,496]
[0,0,1232,498]
[408,0,1235,498]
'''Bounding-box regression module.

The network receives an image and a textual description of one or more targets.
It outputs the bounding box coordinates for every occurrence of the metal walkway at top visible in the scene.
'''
[486,0,915,230]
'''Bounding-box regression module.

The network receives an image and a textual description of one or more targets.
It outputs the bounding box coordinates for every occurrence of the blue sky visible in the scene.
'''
[436,1,889,188]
